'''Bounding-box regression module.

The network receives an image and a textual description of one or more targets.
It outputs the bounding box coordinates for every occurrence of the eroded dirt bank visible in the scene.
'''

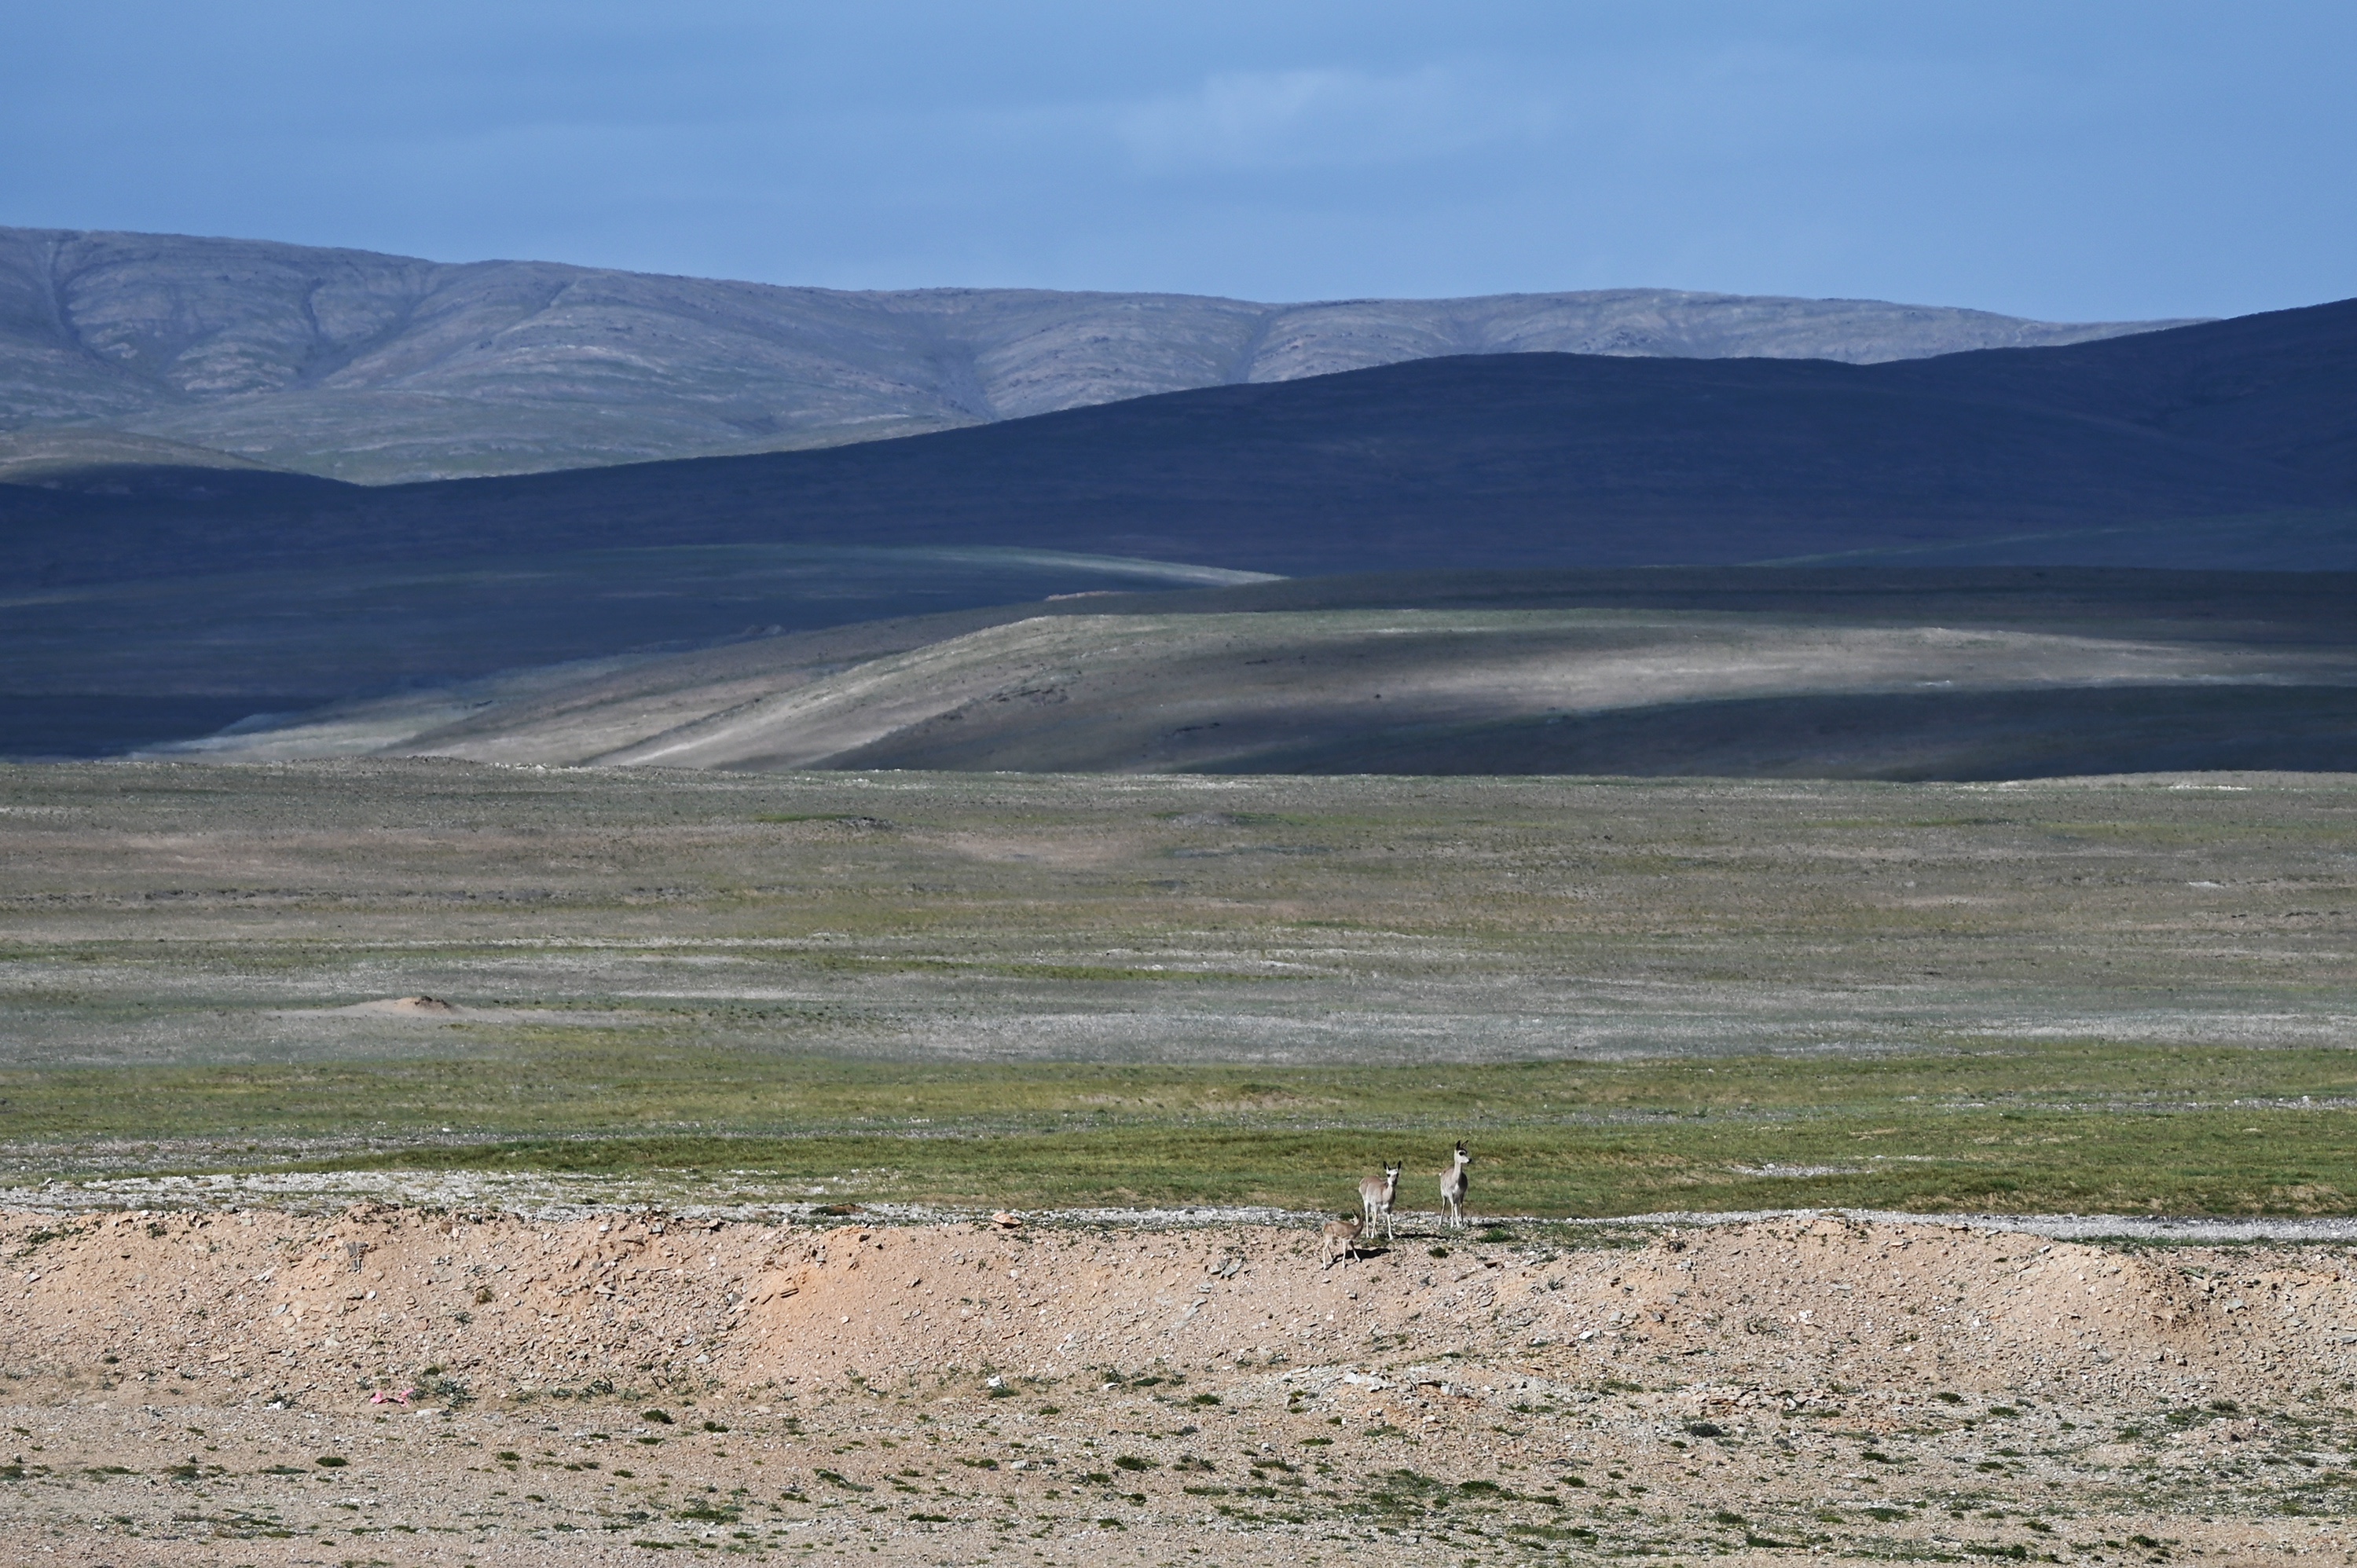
[3,1207,2355,1563]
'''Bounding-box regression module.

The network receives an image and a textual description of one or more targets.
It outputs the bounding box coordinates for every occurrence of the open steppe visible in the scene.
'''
[2,759,2352,1560]
[4,218,2353,1566]
[2,759,2352,1210]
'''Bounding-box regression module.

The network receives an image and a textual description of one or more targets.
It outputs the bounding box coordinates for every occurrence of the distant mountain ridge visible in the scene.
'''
[0,225,2196,483]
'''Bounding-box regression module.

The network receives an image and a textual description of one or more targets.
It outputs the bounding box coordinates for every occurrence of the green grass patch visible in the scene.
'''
[301,1105,2352,1216]
[5,1040,2353,1144]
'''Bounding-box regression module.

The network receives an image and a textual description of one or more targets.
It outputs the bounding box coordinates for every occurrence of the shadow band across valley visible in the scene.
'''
[1194,683,2357,780]
[0,694,333,760]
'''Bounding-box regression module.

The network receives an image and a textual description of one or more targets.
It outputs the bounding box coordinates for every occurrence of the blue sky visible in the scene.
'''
[5,2,2351,320]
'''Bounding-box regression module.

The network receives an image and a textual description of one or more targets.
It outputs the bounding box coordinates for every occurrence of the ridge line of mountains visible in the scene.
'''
[0,225,2198,484]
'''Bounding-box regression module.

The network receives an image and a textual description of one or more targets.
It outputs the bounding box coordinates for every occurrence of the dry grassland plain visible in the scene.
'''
[1,759,2352,1213]
[2,760,2355,1564]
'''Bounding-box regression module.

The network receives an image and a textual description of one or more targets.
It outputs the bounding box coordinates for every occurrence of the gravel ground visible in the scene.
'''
[5,1204,2356,1564]
[15,1171,2357,1245]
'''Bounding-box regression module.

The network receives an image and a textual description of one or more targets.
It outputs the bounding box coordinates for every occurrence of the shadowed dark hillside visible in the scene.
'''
[1872,295,2357,489]
[9,299,2354,592]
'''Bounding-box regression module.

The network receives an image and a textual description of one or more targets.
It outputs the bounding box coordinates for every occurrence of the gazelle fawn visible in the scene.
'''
[1320,1214,1362,1269]
[1358,1160,1402,1241]
[1441,1141,1472,1230]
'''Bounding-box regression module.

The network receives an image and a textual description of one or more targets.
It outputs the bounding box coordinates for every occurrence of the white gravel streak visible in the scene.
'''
[5,1169,2352,1242]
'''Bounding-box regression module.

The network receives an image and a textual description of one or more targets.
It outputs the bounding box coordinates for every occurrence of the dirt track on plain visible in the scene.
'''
[3,1206,2355,1563]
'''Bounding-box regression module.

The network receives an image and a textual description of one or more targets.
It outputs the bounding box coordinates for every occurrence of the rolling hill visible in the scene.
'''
[157,569,2357,781]
[0,544,1278,758]
[0,225,2190,482]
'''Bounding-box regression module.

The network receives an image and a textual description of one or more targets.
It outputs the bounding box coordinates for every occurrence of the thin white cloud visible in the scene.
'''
[1116,65,1553,173]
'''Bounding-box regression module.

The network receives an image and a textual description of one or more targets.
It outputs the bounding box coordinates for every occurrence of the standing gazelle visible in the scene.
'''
[1441,1141,1472,1230]
[1320,1214,1362,1269]
[1358,1160,1402,1241]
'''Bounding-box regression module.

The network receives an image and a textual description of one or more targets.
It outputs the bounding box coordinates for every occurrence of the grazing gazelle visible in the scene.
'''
[1358,1160,1402,1241]
[1320,1214,1362,1269]
[1441,1141,1472,1230]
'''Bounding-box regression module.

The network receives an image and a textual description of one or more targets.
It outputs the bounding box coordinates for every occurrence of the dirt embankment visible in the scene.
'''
[3,1207,2351,1402]
[5,1209,2357,1565]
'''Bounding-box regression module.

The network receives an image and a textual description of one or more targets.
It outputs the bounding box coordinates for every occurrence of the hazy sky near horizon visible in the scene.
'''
[5,2,2351,321]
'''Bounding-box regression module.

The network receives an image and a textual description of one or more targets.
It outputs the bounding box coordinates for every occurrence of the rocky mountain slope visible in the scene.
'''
[0,225,2191,482]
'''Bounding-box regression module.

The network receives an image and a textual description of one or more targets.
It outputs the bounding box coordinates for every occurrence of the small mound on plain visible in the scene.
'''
[338,995,467,1019]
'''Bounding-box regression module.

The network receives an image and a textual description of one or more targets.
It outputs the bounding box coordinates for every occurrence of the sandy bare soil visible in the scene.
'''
[5,1205,2355,1564]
